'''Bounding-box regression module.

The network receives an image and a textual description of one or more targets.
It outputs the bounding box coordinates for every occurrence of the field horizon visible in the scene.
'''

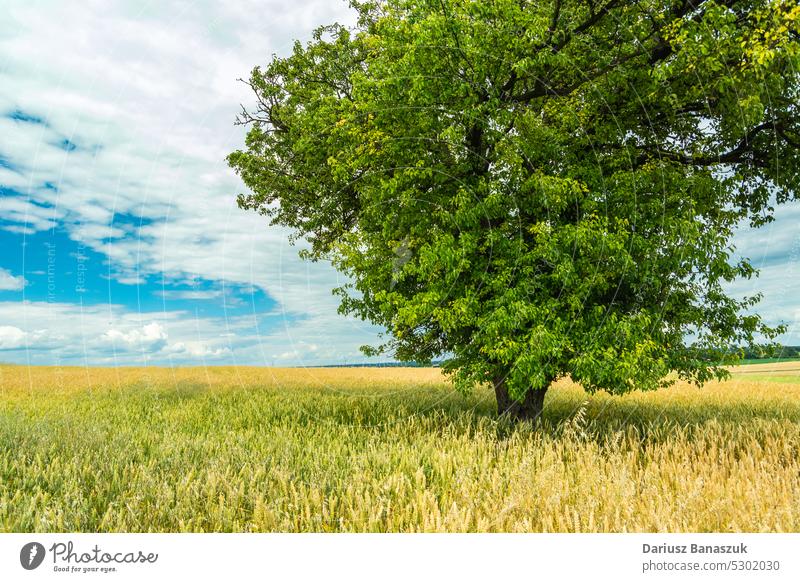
[2,362,799,532]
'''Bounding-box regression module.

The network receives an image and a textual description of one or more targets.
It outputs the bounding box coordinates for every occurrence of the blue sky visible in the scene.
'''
[0,1,798,367]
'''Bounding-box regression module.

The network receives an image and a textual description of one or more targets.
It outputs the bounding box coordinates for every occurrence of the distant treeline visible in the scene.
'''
[320,348,800,368]
[693,345,800,362]
[735,346,800,360]
[316,361,443,368]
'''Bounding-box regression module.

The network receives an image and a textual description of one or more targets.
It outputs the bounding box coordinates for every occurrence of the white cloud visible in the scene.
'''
[101,321,234,360]
[103,322,169,353]
[158,290,223,301]
[0,195,60,234]
[0,268,26,291]
[0,325,53,350]
[726,201,800,344]
[0,326,27,349]
[0,301,374,366]
[166,341,232,359]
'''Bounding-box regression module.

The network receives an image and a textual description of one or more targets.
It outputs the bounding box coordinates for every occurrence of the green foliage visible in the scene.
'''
[229,0,800,401]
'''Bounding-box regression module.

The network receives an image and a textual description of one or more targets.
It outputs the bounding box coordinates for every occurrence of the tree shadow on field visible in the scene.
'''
[546,392,798,426]
[302,387,494,429]
[359,382,800,444]
[512,385,800,448]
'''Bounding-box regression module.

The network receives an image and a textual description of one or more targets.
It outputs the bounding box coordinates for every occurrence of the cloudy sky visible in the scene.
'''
[0,0,386,366]
[0,0,798,367]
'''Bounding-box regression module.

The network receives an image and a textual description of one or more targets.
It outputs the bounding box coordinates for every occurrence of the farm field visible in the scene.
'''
[1,363,799,532]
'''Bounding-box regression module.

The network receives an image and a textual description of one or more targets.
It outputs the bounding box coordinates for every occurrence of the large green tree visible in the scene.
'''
[229,0,800,420]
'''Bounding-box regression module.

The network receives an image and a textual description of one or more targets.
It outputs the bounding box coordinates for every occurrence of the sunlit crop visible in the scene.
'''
[1,363,798,532]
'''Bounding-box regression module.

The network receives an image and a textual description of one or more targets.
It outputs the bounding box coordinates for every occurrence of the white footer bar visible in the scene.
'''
[1,533,798,582]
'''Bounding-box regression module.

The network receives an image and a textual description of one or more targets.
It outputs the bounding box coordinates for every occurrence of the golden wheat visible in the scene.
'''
[1,363,798,532]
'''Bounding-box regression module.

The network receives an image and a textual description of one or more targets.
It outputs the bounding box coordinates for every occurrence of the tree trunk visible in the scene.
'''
[494,376,547,422]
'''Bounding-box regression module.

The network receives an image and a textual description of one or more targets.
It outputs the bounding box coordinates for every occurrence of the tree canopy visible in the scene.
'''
[229,0,800,419]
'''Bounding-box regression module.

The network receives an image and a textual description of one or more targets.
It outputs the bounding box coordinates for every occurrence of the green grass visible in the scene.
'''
[737,358,800,365]
[1,365,799,532]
